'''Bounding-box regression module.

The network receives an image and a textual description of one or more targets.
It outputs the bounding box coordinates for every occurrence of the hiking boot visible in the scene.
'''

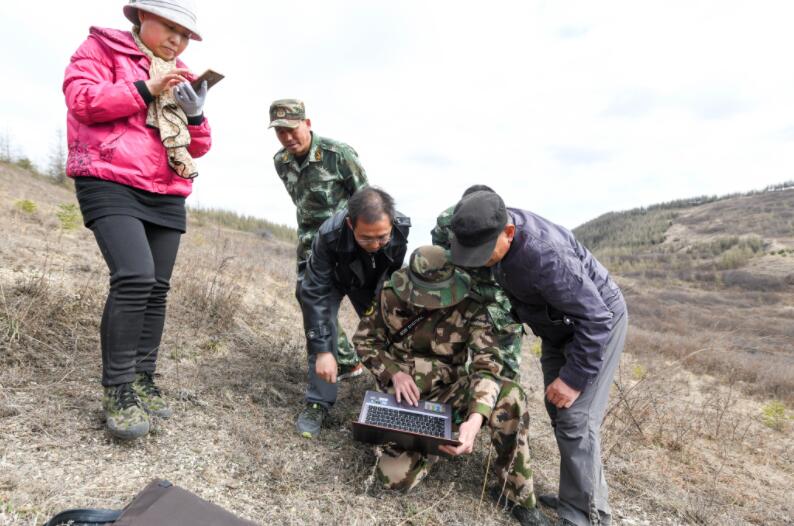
[103,383,150,440]
[132,372,173,418]
[296,402,327,438]
[490,487,553,526]
[337,362,365,381]
[538,494,559,509]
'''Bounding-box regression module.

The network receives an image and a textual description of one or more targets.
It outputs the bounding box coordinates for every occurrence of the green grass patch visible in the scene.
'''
[14,199,37,213]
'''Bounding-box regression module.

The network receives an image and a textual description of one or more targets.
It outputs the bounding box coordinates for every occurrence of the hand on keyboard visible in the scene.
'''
[392,371,420,406]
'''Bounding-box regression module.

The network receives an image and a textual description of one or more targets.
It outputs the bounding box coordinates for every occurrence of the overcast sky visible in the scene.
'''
[2,1,794,247]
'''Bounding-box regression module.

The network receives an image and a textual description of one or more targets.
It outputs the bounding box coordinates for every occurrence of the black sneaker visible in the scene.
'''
[296,402,327,438]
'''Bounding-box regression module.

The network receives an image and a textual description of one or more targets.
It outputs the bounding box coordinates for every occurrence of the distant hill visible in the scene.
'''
[575,182,794,252]
[574,184,794,403]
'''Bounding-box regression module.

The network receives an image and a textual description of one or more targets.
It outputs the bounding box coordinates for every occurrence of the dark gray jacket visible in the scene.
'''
[494,208,626,391]
[299,209,411,356]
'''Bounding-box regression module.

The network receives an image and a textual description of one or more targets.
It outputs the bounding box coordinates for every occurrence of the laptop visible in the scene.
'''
[352,390,461,455]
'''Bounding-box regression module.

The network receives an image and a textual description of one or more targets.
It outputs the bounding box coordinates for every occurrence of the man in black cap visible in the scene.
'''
[448,190,628,526]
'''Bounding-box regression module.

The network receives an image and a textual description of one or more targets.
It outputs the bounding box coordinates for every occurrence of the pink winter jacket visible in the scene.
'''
[63,27,212,197]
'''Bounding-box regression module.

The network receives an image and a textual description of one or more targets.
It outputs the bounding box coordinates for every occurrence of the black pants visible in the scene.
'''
[90,215,181,386]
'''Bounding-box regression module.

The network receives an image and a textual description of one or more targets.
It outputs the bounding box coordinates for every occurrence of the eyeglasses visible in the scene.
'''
[354,232,392,246]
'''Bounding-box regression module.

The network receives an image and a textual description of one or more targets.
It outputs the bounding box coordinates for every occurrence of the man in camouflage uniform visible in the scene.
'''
[353,246,550,526]
[431,185,523,378]
[270,99,368,379]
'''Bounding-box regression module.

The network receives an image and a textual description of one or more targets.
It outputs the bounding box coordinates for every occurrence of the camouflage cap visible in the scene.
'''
[392,246,472,310]
[268,99,306,129]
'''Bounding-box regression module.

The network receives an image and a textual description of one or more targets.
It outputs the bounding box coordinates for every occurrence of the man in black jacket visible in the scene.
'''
[297,187,410,438]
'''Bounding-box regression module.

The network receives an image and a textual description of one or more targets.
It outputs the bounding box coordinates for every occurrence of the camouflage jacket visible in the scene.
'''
[353,273,516,419]
[431,205,523,375]
[274,132,368,264]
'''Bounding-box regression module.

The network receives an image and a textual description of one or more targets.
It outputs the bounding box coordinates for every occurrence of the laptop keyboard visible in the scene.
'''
[365,405,446,438]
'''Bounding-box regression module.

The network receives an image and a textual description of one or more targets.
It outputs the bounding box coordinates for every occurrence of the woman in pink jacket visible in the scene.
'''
[63,0,211,440]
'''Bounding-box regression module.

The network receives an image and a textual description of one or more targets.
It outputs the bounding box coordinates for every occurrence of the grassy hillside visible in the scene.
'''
[574,186,794,404]
[1,163,792,525]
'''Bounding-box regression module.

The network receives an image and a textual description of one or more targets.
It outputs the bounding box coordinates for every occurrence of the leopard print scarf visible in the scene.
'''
[132,29,198,180]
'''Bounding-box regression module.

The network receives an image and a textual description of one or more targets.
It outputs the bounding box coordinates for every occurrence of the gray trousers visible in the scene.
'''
[541,310,628,526]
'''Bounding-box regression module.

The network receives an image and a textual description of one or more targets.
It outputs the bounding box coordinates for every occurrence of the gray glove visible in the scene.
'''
[174,81,207,117]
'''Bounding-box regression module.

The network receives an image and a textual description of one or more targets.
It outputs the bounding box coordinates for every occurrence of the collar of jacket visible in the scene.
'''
[496,208,524,274]
[305,133,323,164]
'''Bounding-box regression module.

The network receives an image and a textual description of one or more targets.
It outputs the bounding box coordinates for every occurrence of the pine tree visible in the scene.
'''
[0,131,12,162]
[47,129,67,184]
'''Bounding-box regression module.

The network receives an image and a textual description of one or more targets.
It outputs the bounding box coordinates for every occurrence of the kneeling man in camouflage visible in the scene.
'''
[353,246,550,526]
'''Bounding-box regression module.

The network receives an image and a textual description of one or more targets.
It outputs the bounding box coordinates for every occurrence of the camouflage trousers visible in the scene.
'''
[335,329,358,367]
[375,378,536,508]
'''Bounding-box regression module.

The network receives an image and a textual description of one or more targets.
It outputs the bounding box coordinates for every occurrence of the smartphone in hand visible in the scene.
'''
[191,69,224,91]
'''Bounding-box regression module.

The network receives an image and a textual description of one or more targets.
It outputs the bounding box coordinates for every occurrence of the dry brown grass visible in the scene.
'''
[1,163,793,525]
[619,276,794,404]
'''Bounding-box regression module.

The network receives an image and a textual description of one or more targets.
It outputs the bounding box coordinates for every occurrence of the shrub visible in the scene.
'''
[173,257,243,334]
[721,270,784,291]
[14,199,37,214]
[717,245,754,270]
[761,401,789,431]
[15,158,34,171]
[56,203,81,231]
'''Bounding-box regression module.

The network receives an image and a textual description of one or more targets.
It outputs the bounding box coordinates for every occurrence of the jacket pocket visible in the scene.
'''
[515,303,575,347]
[97,121,128,163]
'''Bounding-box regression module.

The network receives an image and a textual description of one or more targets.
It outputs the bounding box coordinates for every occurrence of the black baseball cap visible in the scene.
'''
[461,184,494,198]
[449,190,508,267]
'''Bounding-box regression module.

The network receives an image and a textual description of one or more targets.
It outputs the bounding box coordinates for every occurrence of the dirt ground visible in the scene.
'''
[1,165,792,525]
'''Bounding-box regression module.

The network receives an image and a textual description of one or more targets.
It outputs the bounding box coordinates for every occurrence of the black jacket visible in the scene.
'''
[300,209,411,356]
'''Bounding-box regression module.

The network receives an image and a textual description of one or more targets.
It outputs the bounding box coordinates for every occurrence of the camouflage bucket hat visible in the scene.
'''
[268,99,306,129]
[392,246,472,310]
